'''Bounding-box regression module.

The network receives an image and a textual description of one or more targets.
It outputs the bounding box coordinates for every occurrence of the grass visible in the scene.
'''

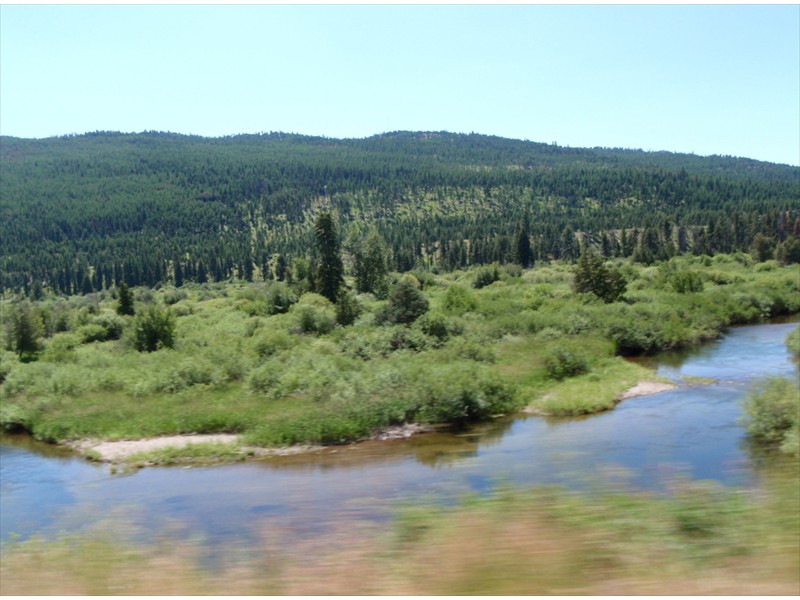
[531,358,661,416]
[125,441,250,467]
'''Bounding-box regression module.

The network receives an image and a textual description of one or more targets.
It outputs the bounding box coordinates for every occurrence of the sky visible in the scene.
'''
[1,4,799,166]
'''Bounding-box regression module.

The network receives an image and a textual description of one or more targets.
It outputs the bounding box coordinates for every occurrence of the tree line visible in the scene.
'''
[1,131,798,295]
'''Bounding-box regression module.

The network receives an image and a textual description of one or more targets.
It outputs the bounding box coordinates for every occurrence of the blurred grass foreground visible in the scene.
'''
[2,466,798,596]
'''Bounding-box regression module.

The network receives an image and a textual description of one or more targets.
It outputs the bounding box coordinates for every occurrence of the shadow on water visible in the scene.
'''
[2,320,798,549]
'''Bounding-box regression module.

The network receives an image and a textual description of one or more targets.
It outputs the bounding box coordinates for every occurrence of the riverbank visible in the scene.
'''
[2,255,797,459]
[70,381,674,467]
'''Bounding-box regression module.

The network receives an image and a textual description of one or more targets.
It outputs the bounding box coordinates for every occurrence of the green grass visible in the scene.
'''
[532,358,661,416]
[125,441,250,467]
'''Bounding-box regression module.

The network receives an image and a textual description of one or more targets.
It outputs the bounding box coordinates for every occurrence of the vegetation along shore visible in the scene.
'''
[2,251,797,466]
[1,131,798,465]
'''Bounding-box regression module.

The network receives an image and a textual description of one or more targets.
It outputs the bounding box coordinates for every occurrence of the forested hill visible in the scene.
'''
[1,130,798,294]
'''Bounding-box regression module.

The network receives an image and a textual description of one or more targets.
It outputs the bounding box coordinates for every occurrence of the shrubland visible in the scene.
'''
[1,254,798,457]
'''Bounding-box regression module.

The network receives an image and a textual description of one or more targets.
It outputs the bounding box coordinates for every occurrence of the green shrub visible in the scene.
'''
[442,284,478,315]
[377,277,429,325]
[607,314,664,355]
[669,270,704,294]
[76,324,109,344]
[417,311,459,343]
[335,291,361,326]
[293,302,336,335]
[265,283,298,315]
[252,329,294,359]
[786,327,800,358]
[473,265,500,289]
[132,305,176,352]
[36,338,75,368]
[415,363,519,426]
[248,360,282,393]
[150,357,222,393]
[543,346,589,380]
[161,287,188,305]
[740,376,799,445]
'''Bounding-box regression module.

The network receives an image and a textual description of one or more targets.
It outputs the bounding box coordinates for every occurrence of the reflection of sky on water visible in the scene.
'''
[1,321,797,548]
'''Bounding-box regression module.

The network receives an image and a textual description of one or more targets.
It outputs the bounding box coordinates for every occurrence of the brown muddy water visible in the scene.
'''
[2,321,798,550]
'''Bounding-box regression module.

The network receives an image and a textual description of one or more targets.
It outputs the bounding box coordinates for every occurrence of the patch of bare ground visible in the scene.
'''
[71,423,437,464]
[618,380,677,400]
[370,422,436,440]
[70,434,322,463]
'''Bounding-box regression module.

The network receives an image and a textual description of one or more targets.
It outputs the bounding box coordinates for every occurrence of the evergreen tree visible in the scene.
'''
[81,272,94,295]
[750,233,775,262]
[379,275,429,325]
[10,301,41,359]
[116,282,135,316]
[574,248,626,303]
[314,212,344,303]
[514,220,534,268]
[352,230,390,298]
[174,260,184,288]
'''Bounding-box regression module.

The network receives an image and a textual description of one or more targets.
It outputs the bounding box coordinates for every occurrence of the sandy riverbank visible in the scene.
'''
[71,382,675,463]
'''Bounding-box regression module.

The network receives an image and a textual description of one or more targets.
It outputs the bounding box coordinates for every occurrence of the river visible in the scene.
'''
[1,321,798,549]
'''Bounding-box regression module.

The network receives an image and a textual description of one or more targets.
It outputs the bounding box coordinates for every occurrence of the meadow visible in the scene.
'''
[1,253,798,463]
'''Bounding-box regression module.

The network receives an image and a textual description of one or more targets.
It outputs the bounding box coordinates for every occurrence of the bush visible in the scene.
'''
[133,305,176,352]
[417,312,453,342]
[292,295,336,335]
[76,323,109,344]
[377,277,429,325]
[543,346,589,380]
[414,363,519,426]
[669,270,704,294]
[252,329,294,359]
[740,376,799,445]
[786,327,800,358]
[335,291,361,326]
[442,284,478,315]
[265,283,298,315]
[473,265,500,289]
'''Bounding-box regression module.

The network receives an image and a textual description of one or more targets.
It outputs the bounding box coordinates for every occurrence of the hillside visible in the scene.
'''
[1,131,798,294]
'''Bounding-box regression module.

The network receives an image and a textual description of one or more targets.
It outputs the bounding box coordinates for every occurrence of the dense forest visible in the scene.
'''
[1,130,799,295]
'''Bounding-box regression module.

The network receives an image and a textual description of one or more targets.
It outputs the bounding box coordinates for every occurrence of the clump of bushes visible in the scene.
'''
[543,346,589,380]
[786,327,800,359]
[414,363,519,426]
[669,270,704,294]
[292,293,336,335]
[132,305,176,352]
[740,376,799,454]
[442,284,478,315]
[473,265,500,289]
[376,276,429,325]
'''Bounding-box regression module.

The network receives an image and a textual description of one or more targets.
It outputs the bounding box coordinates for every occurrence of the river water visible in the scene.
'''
[1,321,798,548]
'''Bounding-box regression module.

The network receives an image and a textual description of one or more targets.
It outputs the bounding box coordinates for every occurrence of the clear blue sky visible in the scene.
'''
[2,4,798,165]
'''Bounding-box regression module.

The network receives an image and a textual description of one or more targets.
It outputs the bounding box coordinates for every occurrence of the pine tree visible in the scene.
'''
[514,219,533,268]
[117,282,135,316]
[352,230,389,298]
[314,212,344,303]
[10,301,41,359]
[574,248,626,303]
